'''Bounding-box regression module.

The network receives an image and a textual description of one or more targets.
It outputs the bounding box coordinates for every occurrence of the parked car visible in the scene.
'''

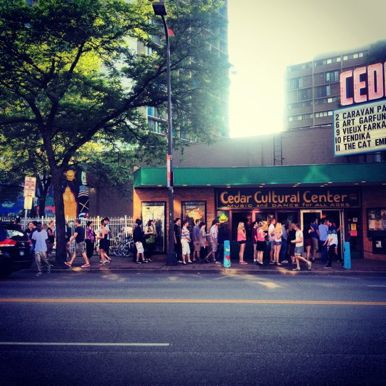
[0,223,33,277]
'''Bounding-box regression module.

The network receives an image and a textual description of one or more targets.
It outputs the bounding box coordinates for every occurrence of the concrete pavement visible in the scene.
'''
[49,254,386,275]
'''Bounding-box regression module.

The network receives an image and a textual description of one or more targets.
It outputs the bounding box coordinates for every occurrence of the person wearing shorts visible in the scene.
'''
[181,220,192,264]
[65,219,90,269]
[237,222,247,265]
[255,222,266,265]
[291,223,311,271]
[133,218,146,264]
[192,219,201,262]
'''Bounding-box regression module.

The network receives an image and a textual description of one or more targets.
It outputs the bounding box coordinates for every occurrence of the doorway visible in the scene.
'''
[301,210,322,231]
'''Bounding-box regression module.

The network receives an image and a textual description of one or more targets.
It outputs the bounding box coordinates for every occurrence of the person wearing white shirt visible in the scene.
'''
[291,223,312,271]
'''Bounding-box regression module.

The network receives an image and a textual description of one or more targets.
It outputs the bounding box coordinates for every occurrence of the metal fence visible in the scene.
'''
[1,215,134,249]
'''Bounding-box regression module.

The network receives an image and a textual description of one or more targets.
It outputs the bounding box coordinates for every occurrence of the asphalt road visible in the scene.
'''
[1,270,386,385]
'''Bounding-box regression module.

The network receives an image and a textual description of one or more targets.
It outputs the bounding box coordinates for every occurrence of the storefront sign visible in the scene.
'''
[334,100,386,156]
[216,188,360,209]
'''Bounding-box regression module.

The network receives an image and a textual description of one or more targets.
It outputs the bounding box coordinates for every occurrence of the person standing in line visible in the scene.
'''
[133,218,146,264]
[318,218,329,264]
[85,220,95,261]
[206,219,220,264]
[103,217,111,256]
[65,218,91,269]
[287,223,296,266]
[280,222,289,264]
[181,220,192,264]
[97,219,111,264]
[324,223,339,268]
[255,221,266,265]
[291,223,312,271]
[173,218,182,263]
[46,220,55,260]
[144,219,156,262]
[273,221,282,266]
[237,222,247,265]
[32,223,52,277]
[198,222,208,262]
[192,219,201,262]
[304,223,313,261]
[268,218,276,264]
[310,218,319,261]
[217,220,230,263]
[252,221,258,263]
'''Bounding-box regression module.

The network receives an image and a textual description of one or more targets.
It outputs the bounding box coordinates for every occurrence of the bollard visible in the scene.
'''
[223,240,231,268]
[343,241,351,270]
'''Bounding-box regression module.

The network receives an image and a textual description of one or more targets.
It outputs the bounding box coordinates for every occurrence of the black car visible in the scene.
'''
[0,223,33,277]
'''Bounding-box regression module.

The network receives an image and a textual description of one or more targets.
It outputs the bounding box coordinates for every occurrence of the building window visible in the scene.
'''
[353,53,359,59]
[325,70,339,83]
[336,57,341,62]
[343,55,348,61]
[326,58,332,64]
[316,85,331,98]
[299,88,312,100]
[359,52,364,58]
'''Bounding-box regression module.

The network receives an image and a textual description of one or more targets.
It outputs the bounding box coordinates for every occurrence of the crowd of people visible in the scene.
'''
[22,217,114,275]
[130,216,342,270]
[19,214,342,275]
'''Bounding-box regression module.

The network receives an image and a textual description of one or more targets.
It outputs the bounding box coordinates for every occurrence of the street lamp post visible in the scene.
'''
[152,1,176,265]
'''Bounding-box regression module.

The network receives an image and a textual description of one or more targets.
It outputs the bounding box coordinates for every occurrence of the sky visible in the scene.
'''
[228,0,386,137]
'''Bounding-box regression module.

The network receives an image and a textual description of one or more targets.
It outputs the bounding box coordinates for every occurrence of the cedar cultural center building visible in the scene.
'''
[133,58,386,262]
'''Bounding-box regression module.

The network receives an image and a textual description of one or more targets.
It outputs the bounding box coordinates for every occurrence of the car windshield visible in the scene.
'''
[6,229,26,240]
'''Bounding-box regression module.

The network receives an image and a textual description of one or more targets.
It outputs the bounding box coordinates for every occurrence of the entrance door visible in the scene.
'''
[301,210,322,231]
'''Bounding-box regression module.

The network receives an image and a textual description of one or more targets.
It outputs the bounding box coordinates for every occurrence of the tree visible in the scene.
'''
[0,0,228,264]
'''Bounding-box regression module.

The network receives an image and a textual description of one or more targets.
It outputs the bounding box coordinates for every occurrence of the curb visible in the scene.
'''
[45,266,386,276]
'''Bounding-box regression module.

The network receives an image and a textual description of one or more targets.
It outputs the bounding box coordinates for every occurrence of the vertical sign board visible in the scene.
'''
[24,176,36,210]
[334,100,386,156]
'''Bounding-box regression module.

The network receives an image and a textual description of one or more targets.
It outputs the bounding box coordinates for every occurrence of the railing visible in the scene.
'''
[0,215,134,249]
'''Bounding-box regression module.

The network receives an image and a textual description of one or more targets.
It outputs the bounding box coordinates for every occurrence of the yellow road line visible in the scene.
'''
[0,298,386,306]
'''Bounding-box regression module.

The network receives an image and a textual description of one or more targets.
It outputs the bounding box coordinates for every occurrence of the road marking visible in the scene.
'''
[0,298,386,306]
[0,342,170,347]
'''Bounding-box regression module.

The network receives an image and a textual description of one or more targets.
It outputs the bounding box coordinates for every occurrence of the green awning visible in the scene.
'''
[133,163,386,188]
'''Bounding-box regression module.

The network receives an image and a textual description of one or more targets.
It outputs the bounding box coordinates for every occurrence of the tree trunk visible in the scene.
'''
[51,168,66,266]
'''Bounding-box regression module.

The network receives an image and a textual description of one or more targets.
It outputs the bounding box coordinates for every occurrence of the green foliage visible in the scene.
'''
[0,0,228,180]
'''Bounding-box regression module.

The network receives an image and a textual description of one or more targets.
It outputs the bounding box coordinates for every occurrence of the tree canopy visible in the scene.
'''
[0,0,229,262]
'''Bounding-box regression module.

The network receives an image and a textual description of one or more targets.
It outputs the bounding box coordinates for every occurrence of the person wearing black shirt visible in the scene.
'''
[133,219,146,264]
[174,218,182,262]
[65,219,90,268]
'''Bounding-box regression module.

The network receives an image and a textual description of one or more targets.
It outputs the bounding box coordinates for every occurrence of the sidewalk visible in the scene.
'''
[53,255,386,276]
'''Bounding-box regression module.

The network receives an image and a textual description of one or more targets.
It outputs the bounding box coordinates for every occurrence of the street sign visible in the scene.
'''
[24,196,33,210]
[24,176,36,198]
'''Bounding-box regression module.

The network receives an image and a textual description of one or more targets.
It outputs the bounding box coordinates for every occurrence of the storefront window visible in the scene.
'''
[141,202,165,253]
[182,201,206,227]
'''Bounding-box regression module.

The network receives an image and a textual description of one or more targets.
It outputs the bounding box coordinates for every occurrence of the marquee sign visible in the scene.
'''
[334,100,386,156]
[216,188,360,209]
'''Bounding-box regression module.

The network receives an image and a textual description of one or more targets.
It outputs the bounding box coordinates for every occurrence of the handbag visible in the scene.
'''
[145,234,156,244]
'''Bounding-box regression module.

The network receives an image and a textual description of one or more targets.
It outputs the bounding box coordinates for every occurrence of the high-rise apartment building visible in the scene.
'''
[286,40,386,132]
[145,0,229,139]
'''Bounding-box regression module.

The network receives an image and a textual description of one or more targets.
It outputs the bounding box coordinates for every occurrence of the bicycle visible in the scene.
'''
[109,236,135,257]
